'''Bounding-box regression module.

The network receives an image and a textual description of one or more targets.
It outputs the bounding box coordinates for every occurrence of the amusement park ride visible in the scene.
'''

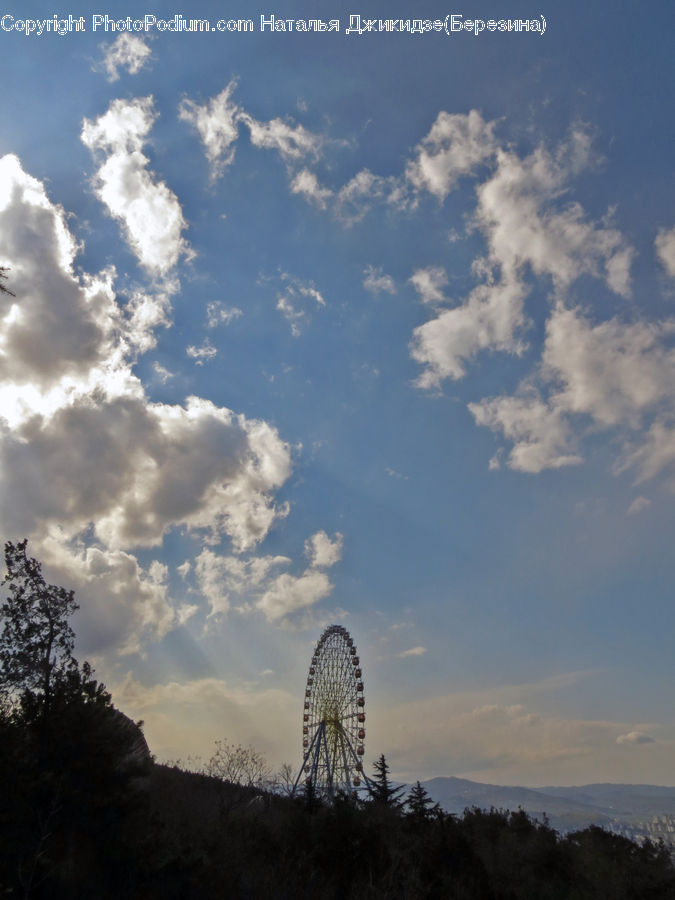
[293,624,372,800]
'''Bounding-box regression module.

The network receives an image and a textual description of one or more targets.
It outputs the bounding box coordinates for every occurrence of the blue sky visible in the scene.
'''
[1,0,674,786]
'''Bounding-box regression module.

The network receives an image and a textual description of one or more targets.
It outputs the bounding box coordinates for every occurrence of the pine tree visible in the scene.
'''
[405,780,441,822]
[369,754,405,808]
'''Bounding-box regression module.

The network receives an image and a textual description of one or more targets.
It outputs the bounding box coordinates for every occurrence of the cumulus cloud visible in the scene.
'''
[616,731,655,745]
[81,97,192,274]
[412,277,528,386]
[179,80,240,179]
[192,530,342,624]
[1,395,292,553]
[409,267,448,305]
[257,569,333,622]
[655,226,675,278]
[0,155,119,391]
[471,304,675,473]
[405,109,497,200]
[470,392,583,473]
[0,155,298,658]
[40,536,174,656]
[541,306,675,427]
[305,531,343,568]
[411,130,635,391]
[475,132,633,295]
[101,33,151,82]
[194,548,290,618]
[363,265,396,295]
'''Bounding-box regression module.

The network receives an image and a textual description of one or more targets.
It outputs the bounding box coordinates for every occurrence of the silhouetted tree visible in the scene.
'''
[274,761,296,796]
[369,754,405,808]
[405,780,440,823]
[205,737,272,788]
[0,539,79,725]
[0,541,151,897]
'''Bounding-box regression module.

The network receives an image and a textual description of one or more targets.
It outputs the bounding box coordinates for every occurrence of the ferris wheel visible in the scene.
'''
[294,624,369,799]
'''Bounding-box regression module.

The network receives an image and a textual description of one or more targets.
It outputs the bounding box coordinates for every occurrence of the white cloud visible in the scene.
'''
[405,109,497,200]
[123,287,172,354]
[81,97,192,274]
[411,131,633,391]
[363,265,396,295]
[276,295,305,336]
[179,80,240,179]
[470,392,582,473]
[541,305,675,428]
[616,731,655,745]
[290,166,399,224]
[192,532,341,624]
[398,646,427,658]
[475,133,632,295]
[194,548,290,618]
[101,33,151,82]
[240,112,323,164]
[0,395,292,553]
[186,339,217,364]
[470,304,675,474]
[195,531,342,622]
[206,301,242,328]
[258,569,333,622]
[290,169,333,209]
[305,531,343,568]
[0,156,299,662]
[179,82,326,200]
[38,536,174,656]
[0,155,119,391]
[655,226,675,278]
[409,267,448,305]
[412,277,527,386]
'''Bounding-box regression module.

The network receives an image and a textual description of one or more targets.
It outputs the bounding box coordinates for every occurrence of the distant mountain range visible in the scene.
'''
[421,777,675,844]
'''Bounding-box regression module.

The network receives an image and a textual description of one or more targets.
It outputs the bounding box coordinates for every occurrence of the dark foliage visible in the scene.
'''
[0,541,150,898]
